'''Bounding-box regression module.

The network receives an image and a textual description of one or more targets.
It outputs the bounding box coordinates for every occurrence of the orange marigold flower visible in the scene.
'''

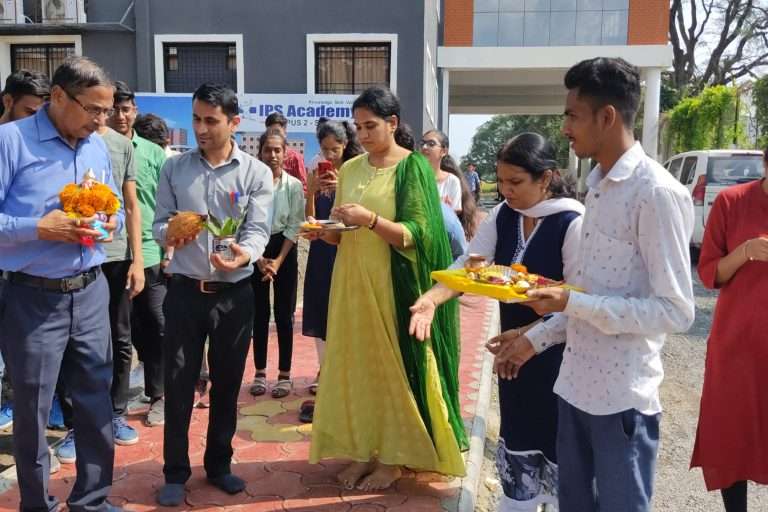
[77,204,96,217]
[58,181,121,219]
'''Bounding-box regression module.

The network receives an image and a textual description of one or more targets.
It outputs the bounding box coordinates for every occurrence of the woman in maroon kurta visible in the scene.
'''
[690,152,768,512]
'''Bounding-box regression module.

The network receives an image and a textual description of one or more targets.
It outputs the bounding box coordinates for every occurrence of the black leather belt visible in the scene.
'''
[171,274,249,294]
[2,267,101,293]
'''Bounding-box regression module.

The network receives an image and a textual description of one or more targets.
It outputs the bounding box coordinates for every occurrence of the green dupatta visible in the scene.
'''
[391,152,469,451]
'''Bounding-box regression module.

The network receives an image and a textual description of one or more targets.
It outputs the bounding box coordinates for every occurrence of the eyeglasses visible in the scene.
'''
[112,105,135,116]
[66,90,114,118]
[420,140,441,149]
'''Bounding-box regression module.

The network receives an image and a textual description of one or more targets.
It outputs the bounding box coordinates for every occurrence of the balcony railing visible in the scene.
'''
[0,0,86,25]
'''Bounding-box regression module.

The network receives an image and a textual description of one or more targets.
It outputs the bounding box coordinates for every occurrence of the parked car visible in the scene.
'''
[663,149,764,249]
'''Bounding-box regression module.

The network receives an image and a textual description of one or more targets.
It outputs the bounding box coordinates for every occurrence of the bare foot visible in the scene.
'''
[337,461,374,489]
[356,462,402,491]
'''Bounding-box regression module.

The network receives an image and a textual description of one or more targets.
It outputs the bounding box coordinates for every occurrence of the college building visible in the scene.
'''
[0,0,669,158]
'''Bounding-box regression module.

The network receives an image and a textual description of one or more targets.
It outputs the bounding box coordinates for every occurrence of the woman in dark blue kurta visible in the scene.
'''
[410,133,583,511]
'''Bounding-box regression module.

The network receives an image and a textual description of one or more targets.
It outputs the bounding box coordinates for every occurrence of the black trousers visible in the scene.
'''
[131,264,167,400]
[251,233,298,374]
[162,276,254,484]
[102,261,134,416]
[0,273,114,512]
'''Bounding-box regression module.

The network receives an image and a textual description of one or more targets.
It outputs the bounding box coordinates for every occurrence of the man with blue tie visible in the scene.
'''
[0,57,125,512]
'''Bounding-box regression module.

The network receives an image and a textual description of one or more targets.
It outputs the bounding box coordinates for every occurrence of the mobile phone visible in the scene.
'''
[317,160,333,176]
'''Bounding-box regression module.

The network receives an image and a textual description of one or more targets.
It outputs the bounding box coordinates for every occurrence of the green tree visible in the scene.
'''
[753,75,768,147]
[461,115,568,180]
[666,84,745,153]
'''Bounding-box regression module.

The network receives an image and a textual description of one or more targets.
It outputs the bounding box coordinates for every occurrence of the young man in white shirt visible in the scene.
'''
[493,57,695,511]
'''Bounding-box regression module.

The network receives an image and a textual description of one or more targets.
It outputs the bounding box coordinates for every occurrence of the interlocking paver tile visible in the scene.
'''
[282,485,350,512]
[340,486,408,508]
[394,474,460,499]
[246,470,308,499]
[0,300,493,512]
[232,441,287,462]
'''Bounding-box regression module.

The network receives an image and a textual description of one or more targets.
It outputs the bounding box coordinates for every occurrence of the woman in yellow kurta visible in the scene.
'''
[308,86,467,490]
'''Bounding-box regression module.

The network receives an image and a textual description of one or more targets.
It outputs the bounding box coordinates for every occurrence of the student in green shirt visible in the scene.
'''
[108,81,168,428]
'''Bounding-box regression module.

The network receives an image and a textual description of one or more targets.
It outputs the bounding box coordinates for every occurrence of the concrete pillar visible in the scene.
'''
[441,68,450,134]
[642,67,662,160]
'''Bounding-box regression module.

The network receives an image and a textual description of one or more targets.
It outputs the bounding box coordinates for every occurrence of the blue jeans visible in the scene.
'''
[556,398,660,512]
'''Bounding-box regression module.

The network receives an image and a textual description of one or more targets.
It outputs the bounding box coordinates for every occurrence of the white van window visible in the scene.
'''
[706,155,763,185]
[668,158,683,179]
[680,157,698,185]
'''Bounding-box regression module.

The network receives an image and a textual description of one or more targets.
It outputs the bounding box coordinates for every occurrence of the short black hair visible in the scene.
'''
[113,80,135,104]
[133,113,170,147]
[192,82,239,118]
[2,69,50,101]
[52,56,112,96]
[564,57,641,127]
[265,112,288,128]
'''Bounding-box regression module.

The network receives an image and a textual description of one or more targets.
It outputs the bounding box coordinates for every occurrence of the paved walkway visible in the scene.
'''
[0,296,494,511]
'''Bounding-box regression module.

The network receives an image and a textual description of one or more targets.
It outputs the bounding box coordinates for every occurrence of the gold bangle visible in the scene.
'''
[368,213,379,230]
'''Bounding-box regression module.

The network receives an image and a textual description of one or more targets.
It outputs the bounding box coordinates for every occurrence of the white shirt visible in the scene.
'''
[525,143,695,416]
[437,173,463,211]
[450,198,584,283]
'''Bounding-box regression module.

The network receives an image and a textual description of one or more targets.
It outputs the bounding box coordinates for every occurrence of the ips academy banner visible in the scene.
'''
[135,93,357,166]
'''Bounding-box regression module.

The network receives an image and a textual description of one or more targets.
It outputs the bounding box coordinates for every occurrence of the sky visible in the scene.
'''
[449,114,493,162]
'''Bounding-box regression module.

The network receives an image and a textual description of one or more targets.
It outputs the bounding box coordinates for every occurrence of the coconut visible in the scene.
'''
[167,211,206,240]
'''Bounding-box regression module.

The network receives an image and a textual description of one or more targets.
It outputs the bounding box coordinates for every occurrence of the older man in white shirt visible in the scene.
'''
[496,58,695,512]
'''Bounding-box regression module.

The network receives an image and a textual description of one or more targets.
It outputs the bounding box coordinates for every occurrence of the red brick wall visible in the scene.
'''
[628,0,669,45]
[444,0,473,46]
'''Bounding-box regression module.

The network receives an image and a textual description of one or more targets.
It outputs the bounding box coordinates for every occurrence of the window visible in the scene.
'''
[679,157,698,185]
[473,0,628,46]
[162,43,237,93]
[315,43,391,94]
[11,43,75,77]
[667,158,683,179]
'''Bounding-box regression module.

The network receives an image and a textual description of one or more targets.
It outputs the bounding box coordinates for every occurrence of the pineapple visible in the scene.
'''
[167,211,206,240]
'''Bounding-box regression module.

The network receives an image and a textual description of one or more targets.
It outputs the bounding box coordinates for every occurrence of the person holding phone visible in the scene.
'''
[299,119,363,422]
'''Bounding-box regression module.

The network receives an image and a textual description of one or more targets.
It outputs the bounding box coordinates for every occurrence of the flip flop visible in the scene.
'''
[298,400,314,423]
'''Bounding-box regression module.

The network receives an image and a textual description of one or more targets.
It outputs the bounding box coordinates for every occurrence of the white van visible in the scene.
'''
[663,150,764,248]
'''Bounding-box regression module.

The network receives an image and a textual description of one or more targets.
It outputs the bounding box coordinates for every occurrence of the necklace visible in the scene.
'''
[350,160,390,204]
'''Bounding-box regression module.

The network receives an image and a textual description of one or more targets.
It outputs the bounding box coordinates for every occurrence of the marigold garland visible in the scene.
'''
[59,182,120,218]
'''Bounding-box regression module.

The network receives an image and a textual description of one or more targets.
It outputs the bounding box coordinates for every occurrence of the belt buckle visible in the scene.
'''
[60,278,75,293]
[199,280,216,294]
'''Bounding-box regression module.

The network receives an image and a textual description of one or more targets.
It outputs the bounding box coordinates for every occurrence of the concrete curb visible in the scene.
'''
[445,300,499,512]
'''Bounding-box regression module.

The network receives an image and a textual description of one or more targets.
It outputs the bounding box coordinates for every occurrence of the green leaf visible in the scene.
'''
[207,211,224,230]
[203,220,222,237]
[221,218,236,236]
